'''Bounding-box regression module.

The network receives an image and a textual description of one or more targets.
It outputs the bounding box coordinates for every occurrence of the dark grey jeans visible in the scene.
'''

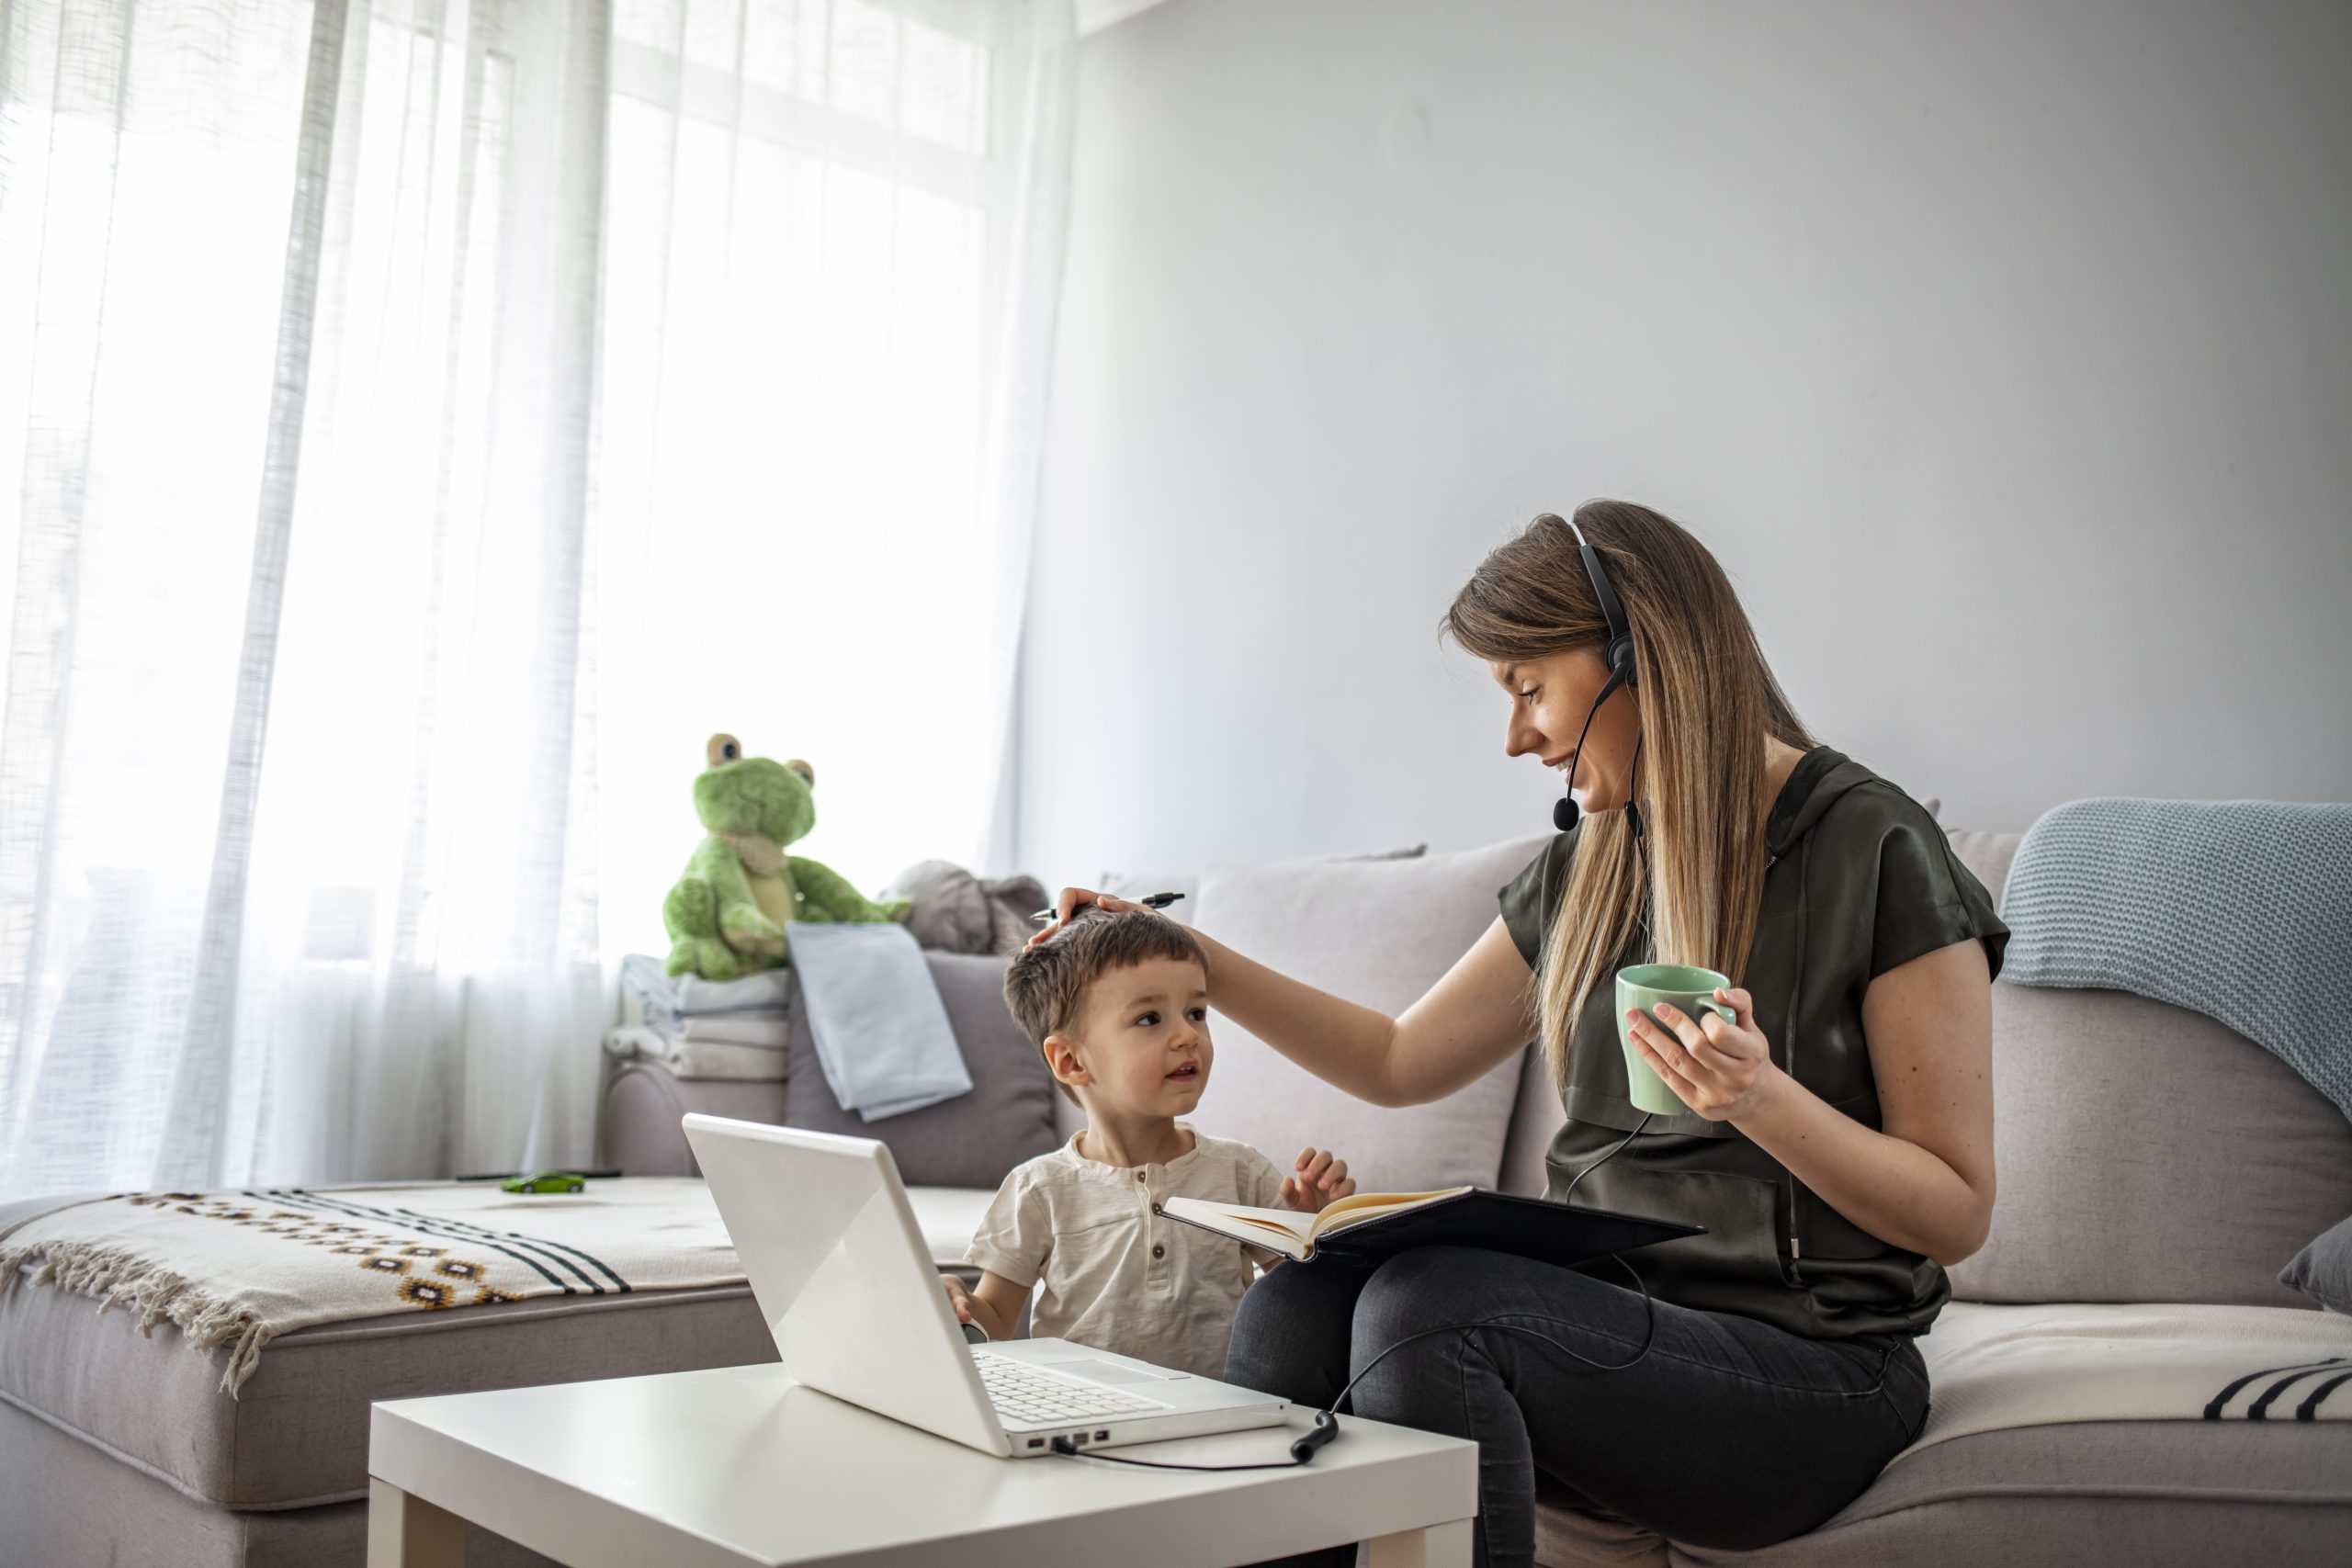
[1224,1246,1928,1568]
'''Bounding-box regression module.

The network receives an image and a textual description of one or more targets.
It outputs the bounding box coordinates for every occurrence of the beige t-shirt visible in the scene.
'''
[964,1124,1291,1380]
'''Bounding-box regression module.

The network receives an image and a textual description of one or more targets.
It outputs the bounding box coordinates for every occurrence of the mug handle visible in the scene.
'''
[1645,997,1736,1035]
[1676,994,1736,1036]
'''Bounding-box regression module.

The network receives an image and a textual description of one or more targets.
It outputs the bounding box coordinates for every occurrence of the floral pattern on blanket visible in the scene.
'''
[0,1179,741,1394]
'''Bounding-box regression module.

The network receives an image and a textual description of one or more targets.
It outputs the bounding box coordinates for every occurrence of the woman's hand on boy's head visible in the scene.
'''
[1026,886,1142,947]
[1280,1147,1354,1212]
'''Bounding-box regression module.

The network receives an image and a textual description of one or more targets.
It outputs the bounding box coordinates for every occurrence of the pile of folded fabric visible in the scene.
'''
[603,861,1046,1088]
[607,953,794,1081]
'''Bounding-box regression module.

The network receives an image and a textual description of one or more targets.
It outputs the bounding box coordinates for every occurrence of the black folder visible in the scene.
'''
[1158,1188,1701,1269]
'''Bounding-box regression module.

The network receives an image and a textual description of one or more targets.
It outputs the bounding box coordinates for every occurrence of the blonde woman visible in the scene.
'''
[1032,502,2007,1567]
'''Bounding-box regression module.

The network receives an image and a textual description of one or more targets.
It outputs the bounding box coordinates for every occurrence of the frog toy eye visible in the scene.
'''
[785,758,814,788]
[706,733,742,768]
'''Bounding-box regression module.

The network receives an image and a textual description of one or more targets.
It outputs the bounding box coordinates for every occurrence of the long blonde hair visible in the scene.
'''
[1445,502,1815,1085]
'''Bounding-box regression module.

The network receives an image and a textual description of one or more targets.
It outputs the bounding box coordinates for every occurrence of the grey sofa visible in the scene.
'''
[6,826,2348,1566]
[615,828,2352,1565]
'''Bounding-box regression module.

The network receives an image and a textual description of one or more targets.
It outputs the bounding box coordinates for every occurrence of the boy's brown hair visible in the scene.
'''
[1002,909,1208,1103]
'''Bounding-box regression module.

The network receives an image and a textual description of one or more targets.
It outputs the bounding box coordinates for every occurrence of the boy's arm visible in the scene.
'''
[941,1269,1030,1341]
[957,1165,1050,1336]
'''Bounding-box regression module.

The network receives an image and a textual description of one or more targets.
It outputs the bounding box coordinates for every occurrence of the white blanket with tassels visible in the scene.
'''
[0,1179,743,1395]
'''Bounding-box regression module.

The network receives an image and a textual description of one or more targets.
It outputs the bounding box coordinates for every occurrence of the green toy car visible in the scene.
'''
[500,1171,586,1195]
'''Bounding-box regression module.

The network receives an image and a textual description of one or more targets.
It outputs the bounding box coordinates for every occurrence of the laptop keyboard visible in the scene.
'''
[974,1353,1172,1427]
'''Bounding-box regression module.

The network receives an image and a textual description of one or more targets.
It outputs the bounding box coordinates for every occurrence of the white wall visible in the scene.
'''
[1013,0,2352,887]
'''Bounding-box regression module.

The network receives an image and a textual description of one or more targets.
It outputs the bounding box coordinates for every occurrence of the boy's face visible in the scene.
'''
[1050,956,1212,1118]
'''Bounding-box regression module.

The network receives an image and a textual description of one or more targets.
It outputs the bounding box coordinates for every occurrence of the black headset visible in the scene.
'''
[1544,513,1641,840]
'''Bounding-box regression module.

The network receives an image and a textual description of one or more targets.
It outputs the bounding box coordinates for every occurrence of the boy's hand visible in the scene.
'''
[1280,1147,1355,1212]
[941,1274,976,1324]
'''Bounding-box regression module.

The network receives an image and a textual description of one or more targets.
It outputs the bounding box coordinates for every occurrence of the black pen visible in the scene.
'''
[1030,891,1184,923]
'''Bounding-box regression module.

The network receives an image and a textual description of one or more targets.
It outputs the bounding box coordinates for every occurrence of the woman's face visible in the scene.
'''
[1491,649,1640,815]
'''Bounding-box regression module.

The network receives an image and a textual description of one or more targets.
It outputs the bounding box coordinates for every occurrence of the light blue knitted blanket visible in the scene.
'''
[2000,798,2352,1122]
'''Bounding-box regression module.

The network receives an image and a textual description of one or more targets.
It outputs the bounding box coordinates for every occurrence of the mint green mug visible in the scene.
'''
[1614,964,1736,1116]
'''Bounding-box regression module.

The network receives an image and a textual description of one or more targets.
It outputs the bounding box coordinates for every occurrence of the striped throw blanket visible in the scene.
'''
[1999,797,2352,1121]
[0,1179,743,1395]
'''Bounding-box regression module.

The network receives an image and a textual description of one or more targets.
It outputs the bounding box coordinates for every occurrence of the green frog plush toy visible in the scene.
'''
[662,734,910,979]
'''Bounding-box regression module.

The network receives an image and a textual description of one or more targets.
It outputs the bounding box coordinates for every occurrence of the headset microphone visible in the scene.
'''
[1552,663,1624,833]
[1541,513,1639,835]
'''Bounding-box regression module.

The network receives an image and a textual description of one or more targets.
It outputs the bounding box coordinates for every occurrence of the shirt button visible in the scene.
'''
[1136,1171,1147,1182]
[1151,1244,1166,1259]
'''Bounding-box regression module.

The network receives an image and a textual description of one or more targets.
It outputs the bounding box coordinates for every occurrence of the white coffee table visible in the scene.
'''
[368,1361,1478,1567]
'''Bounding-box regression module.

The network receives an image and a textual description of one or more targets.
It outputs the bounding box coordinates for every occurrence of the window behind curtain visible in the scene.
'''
[594,0,1053,961]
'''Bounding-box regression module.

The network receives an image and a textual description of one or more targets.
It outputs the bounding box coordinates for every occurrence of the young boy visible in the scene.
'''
[941,908,1353,1380]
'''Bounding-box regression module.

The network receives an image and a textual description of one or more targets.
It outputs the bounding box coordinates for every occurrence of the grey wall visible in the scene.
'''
[1014,0,2352,887]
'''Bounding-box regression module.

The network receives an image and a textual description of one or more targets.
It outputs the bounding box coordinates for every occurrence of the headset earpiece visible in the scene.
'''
[1605,631,1636,685]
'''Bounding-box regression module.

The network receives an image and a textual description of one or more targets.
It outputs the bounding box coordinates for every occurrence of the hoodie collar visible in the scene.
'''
[1765,745,1877,856]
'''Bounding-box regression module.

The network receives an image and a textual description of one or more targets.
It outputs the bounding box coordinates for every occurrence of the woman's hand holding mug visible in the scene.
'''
[1623,985,1781,1122]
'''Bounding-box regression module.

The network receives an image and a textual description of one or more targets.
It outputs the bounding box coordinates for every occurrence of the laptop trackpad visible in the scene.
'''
[1044,1358,1186,1383]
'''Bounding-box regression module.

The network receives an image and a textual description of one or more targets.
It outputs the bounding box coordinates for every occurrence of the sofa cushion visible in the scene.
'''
[0,1181,990,1513]
[1099,842,1429,926]
[2281,1213,2352,1314]
[1188,835,1551,1194]
[603,1063,789,1176]
[785,951,1061,1188]
[1943,828,2021,910]
[1498,1042,1569,1197]
[0,1265,775,1510]
[1625,1416,2352,1567]
[1948,980,2352,1308]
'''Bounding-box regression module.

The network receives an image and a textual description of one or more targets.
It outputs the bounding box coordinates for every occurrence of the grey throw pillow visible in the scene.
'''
[785,952,1060,1188]
[1187,836,1552,1194]
[1099,845,1428,927]
[2281,1215,2352,1314]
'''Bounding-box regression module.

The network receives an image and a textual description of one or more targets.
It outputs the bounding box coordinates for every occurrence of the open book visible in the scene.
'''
[1157,1186,1701,1267]
[1159,1188,1471,1262]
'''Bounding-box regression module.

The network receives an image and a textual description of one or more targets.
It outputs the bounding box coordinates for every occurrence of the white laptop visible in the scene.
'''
[683,1113,1291,1458]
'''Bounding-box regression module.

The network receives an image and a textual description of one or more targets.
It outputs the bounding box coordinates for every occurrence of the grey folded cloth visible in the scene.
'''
[603,1025,788,1082]
[2001,797,2352,1121]
[786,919,970,1121]
[887,860,1047,957]
[674,1012,792,1048]
[619,952,794,1034]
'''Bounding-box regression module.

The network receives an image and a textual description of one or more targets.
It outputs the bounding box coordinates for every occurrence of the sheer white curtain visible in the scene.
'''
[0,0,1072,1202]
[593,0,1072,950]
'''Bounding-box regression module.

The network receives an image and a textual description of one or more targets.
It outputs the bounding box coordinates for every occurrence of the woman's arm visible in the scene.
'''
[1627,936,1996,1267]
[1189,914,1538,1107]
[1035,894,1536,1108]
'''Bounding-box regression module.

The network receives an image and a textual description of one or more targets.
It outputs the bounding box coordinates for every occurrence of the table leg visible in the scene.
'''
[368,1476,467,1568]
[1365,1518,1472,1568]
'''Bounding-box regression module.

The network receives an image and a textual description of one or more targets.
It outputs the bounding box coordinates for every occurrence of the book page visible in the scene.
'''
[1309,1186,1473,1239]
[1159,1198,1312,1250]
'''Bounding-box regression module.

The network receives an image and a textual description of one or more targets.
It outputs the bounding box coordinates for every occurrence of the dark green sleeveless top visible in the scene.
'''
[1499,746,2007,1340]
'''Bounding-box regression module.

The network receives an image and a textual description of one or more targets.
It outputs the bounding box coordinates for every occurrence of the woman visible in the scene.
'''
[1034,502,2007,1567]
